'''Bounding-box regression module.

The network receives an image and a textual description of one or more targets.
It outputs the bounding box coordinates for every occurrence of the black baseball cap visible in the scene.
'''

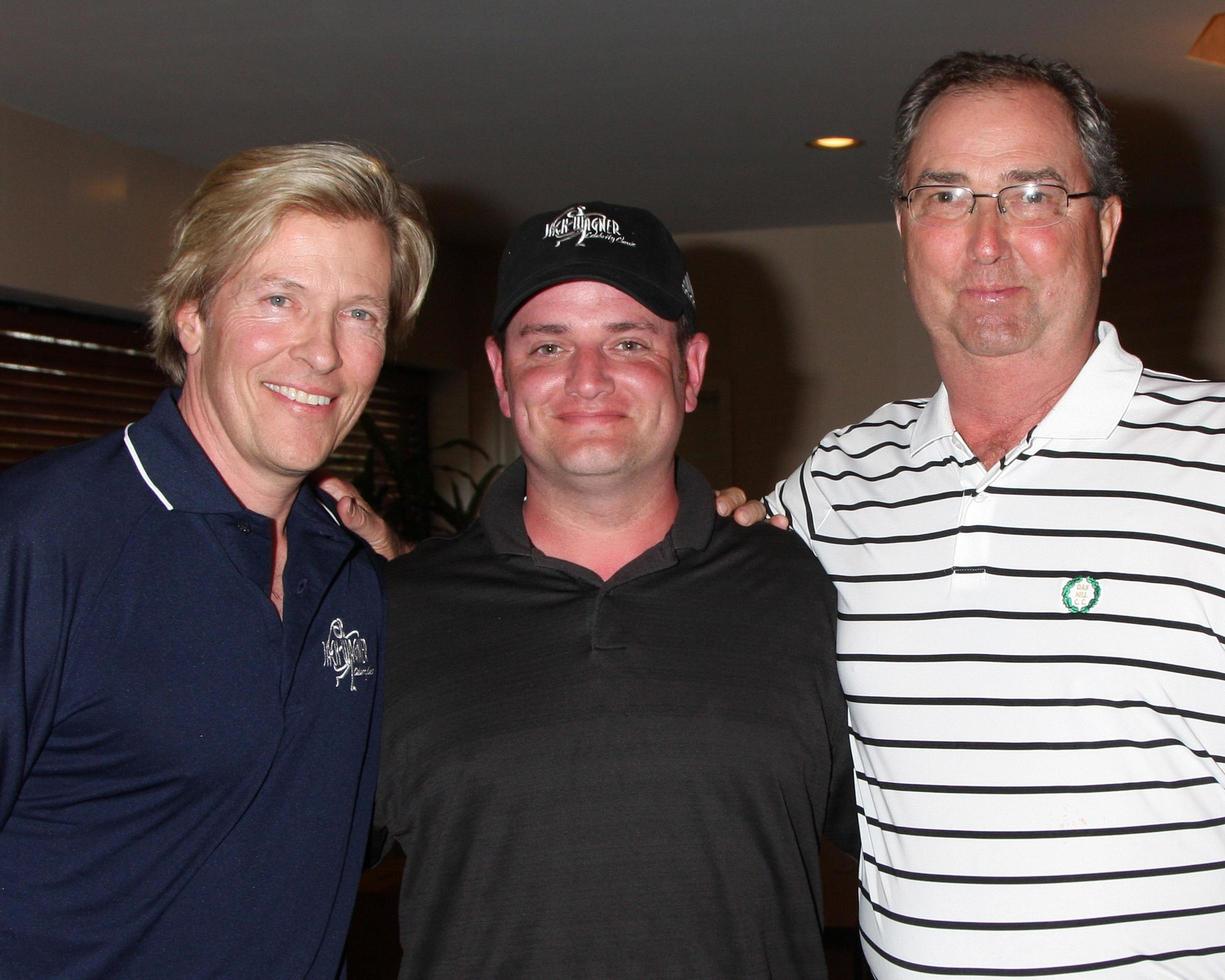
[491,201,696,335]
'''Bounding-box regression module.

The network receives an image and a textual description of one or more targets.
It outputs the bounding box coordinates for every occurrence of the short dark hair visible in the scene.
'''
[890,51,1125,202]
[675,312,696,351]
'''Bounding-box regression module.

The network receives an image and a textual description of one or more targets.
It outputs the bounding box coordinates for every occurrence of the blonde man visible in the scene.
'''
[0,142,432,977]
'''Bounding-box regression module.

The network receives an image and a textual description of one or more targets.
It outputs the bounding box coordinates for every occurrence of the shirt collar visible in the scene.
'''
[908,321,1141,455]
[1033,322,1141,439]
[909,385,955,455]
[481,458,532,556]
[123,388,346,531]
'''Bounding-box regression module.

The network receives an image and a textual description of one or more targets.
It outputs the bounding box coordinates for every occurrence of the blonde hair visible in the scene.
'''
[148,141,435,382]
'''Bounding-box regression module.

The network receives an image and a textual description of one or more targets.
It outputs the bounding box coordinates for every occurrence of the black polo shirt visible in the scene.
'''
[377,458,855,978]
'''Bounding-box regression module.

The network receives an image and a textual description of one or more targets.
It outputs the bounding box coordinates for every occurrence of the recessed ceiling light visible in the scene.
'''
[807,136,862,150]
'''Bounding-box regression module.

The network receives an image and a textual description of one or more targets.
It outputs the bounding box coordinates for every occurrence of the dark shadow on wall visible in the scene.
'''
[417,183,516,248]
[1098,95,1220,379]
[1100,206,1220,379]
[403,182,510,368]
[679,244,806,496]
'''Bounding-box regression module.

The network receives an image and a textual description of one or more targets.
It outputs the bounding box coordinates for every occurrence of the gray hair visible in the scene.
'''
[890,51,1125,202]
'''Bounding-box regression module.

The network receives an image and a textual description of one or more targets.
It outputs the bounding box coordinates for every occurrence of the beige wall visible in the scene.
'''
[0,102,204,313]
[675,222,935,496]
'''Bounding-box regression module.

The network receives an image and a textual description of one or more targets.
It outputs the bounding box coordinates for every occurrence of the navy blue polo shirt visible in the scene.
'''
[0,390,382,978]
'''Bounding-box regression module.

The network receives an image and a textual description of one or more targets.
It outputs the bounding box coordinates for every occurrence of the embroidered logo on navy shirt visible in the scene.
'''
[323,618,374,691]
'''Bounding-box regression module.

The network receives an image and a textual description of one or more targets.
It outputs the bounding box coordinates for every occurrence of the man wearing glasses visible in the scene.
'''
[747,52,1225,976]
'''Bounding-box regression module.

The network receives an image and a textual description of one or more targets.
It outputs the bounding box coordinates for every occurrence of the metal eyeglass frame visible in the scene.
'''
[897,183,1101,227]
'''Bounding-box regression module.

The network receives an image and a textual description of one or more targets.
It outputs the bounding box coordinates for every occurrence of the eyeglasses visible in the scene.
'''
[898,183,1100,228]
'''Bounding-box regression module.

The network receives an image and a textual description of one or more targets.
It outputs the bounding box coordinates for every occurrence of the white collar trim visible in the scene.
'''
[123,424,174,511]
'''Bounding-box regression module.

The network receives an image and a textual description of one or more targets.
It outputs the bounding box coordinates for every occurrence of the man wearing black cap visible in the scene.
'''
[370,202,855,977]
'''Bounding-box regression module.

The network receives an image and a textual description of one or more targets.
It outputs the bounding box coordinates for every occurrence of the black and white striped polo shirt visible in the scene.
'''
[768,323,1225,978]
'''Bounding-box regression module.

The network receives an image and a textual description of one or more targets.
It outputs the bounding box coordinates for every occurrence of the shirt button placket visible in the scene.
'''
[952,443,991,595]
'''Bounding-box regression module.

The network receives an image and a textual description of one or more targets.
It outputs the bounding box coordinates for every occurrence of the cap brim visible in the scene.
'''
[492,263,687,334]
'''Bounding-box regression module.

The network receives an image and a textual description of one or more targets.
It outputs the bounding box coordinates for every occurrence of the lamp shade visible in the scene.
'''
[1188,13,1225,67]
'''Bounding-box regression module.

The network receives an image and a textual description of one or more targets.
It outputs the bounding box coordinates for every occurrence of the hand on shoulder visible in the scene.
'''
[714,486,790,529]
[314,472,414,559]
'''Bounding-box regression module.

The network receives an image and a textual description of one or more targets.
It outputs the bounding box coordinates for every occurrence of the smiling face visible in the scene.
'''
[897,83,1122,371]
[486,280,708,494]
[175,209,392,509]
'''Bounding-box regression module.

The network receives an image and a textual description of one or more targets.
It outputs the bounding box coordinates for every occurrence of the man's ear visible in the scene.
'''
[1098,196,1123,277]
[894,202,910,285]
[176,301,205,357]
[682,332,710,414]
[484,336,512,419]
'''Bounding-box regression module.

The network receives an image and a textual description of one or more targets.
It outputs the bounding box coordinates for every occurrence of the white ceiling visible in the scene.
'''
[3,0,1223,243]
